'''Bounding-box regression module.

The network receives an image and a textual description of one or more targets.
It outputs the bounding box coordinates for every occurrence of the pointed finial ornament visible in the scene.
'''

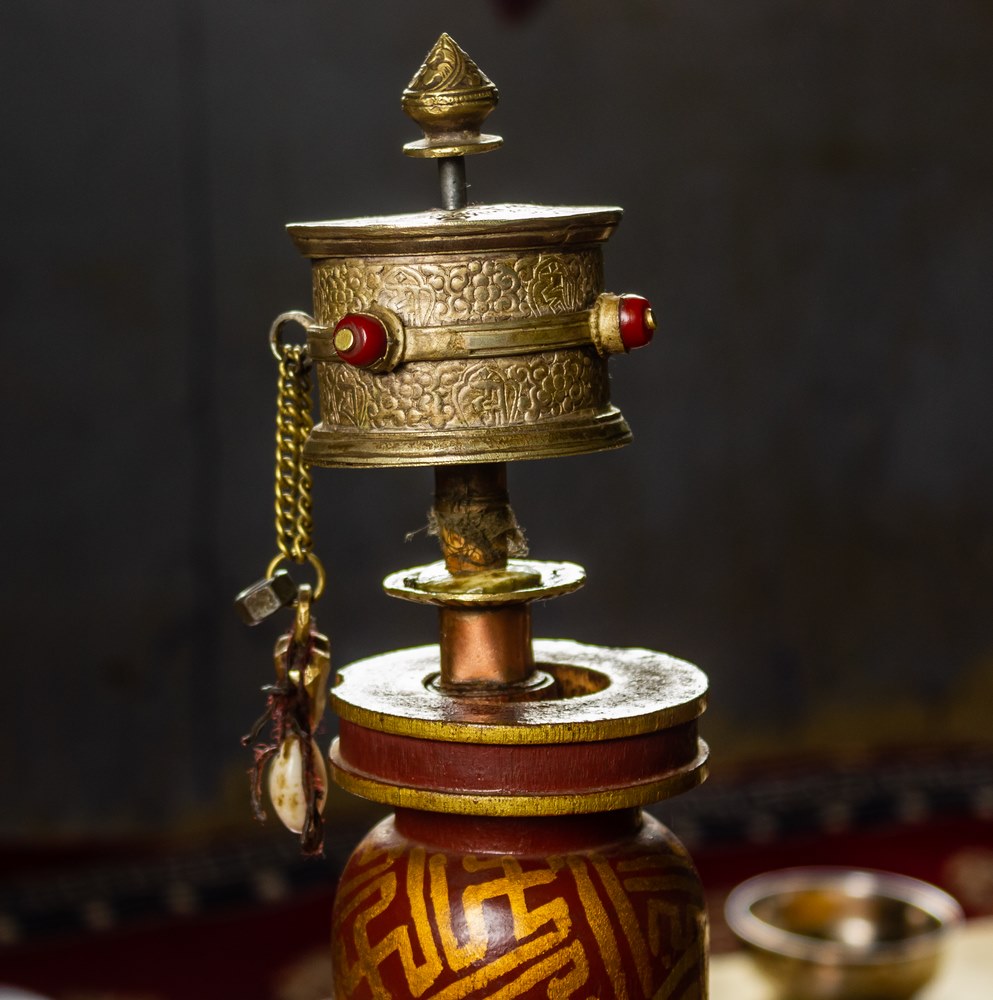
[402,33,503,159]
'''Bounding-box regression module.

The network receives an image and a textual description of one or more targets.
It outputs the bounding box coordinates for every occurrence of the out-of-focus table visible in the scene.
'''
[710,917,993,999]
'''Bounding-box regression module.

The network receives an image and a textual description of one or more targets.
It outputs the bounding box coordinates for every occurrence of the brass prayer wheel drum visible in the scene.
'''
[288,204,646,468]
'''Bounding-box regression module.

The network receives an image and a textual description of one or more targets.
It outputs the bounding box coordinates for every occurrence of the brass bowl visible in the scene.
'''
[725,868,964,999]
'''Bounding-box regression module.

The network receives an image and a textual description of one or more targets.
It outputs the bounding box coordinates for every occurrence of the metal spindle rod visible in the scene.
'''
[438,156,467,211]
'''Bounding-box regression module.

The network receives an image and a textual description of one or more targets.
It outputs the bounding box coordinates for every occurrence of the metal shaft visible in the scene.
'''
[433,463,534,688]
[439,605,533,686]
[438,156,467,211]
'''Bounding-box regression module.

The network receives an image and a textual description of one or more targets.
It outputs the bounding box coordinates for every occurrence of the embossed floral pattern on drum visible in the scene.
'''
[317,348,609,432]
[314,252,603,329]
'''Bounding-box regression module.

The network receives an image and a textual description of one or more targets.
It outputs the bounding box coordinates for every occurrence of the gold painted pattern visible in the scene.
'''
[312,251,603,329]
[332,843,705,999]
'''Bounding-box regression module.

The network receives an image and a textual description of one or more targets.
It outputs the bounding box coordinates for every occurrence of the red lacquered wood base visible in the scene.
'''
[331,808,707,999]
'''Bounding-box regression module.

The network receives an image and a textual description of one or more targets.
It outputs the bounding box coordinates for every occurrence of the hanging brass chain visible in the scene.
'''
[264,312,325,601]
[274,344,314,564]
[237,312,330,855]
[234,312,326,623]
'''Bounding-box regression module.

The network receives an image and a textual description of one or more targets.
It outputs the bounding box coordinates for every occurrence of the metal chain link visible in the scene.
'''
[274,344,314,564]
[264,312,325,601]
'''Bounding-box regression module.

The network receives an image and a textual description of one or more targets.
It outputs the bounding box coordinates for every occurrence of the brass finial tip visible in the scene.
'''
[402,33,503,159]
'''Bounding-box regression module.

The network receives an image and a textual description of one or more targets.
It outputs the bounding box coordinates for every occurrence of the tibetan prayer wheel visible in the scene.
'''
[292,203,636,468]
[261,33,710,998]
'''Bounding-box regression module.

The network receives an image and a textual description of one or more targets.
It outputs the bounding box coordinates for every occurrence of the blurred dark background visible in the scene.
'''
[2,0,991,845]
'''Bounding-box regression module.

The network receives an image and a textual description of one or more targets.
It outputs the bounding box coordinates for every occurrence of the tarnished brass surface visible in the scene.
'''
[330,639,708,745]
[288,204,620,257]
[304,411,631,467]
[310,246,603,323]
[314,347,608,425]
[307,313,594,365]
[401,33,502,159]
[306,243,607,371]
[309,343,612,441]
[288,199,638,465]
[590,291,626,356]
[384,559,586,606]
[282,35,642,469]
[307,356,629,467]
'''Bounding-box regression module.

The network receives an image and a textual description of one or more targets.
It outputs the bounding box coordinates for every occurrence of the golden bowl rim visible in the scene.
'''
[725,866,964,966]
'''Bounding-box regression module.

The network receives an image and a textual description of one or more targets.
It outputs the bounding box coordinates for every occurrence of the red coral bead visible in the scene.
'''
[618,294,656,351]
[333,313,389,367]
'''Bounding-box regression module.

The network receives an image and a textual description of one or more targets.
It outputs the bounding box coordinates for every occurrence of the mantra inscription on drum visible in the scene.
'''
[332,837,706,999]
[313,251,603,330]
[316,348,610,432]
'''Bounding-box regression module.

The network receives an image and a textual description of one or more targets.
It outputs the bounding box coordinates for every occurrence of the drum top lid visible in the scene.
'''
[287,203,623,259]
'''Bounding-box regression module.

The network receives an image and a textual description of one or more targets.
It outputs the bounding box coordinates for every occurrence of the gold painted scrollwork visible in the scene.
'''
[332,839,706,999]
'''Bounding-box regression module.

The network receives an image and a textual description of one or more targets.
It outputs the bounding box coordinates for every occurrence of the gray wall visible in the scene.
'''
[2,0,991,836]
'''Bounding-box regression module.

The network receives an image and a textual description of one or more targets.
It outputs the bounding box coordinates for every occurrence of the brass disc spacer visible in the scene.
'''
[383,558,586,607]
[329,639,709,817]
